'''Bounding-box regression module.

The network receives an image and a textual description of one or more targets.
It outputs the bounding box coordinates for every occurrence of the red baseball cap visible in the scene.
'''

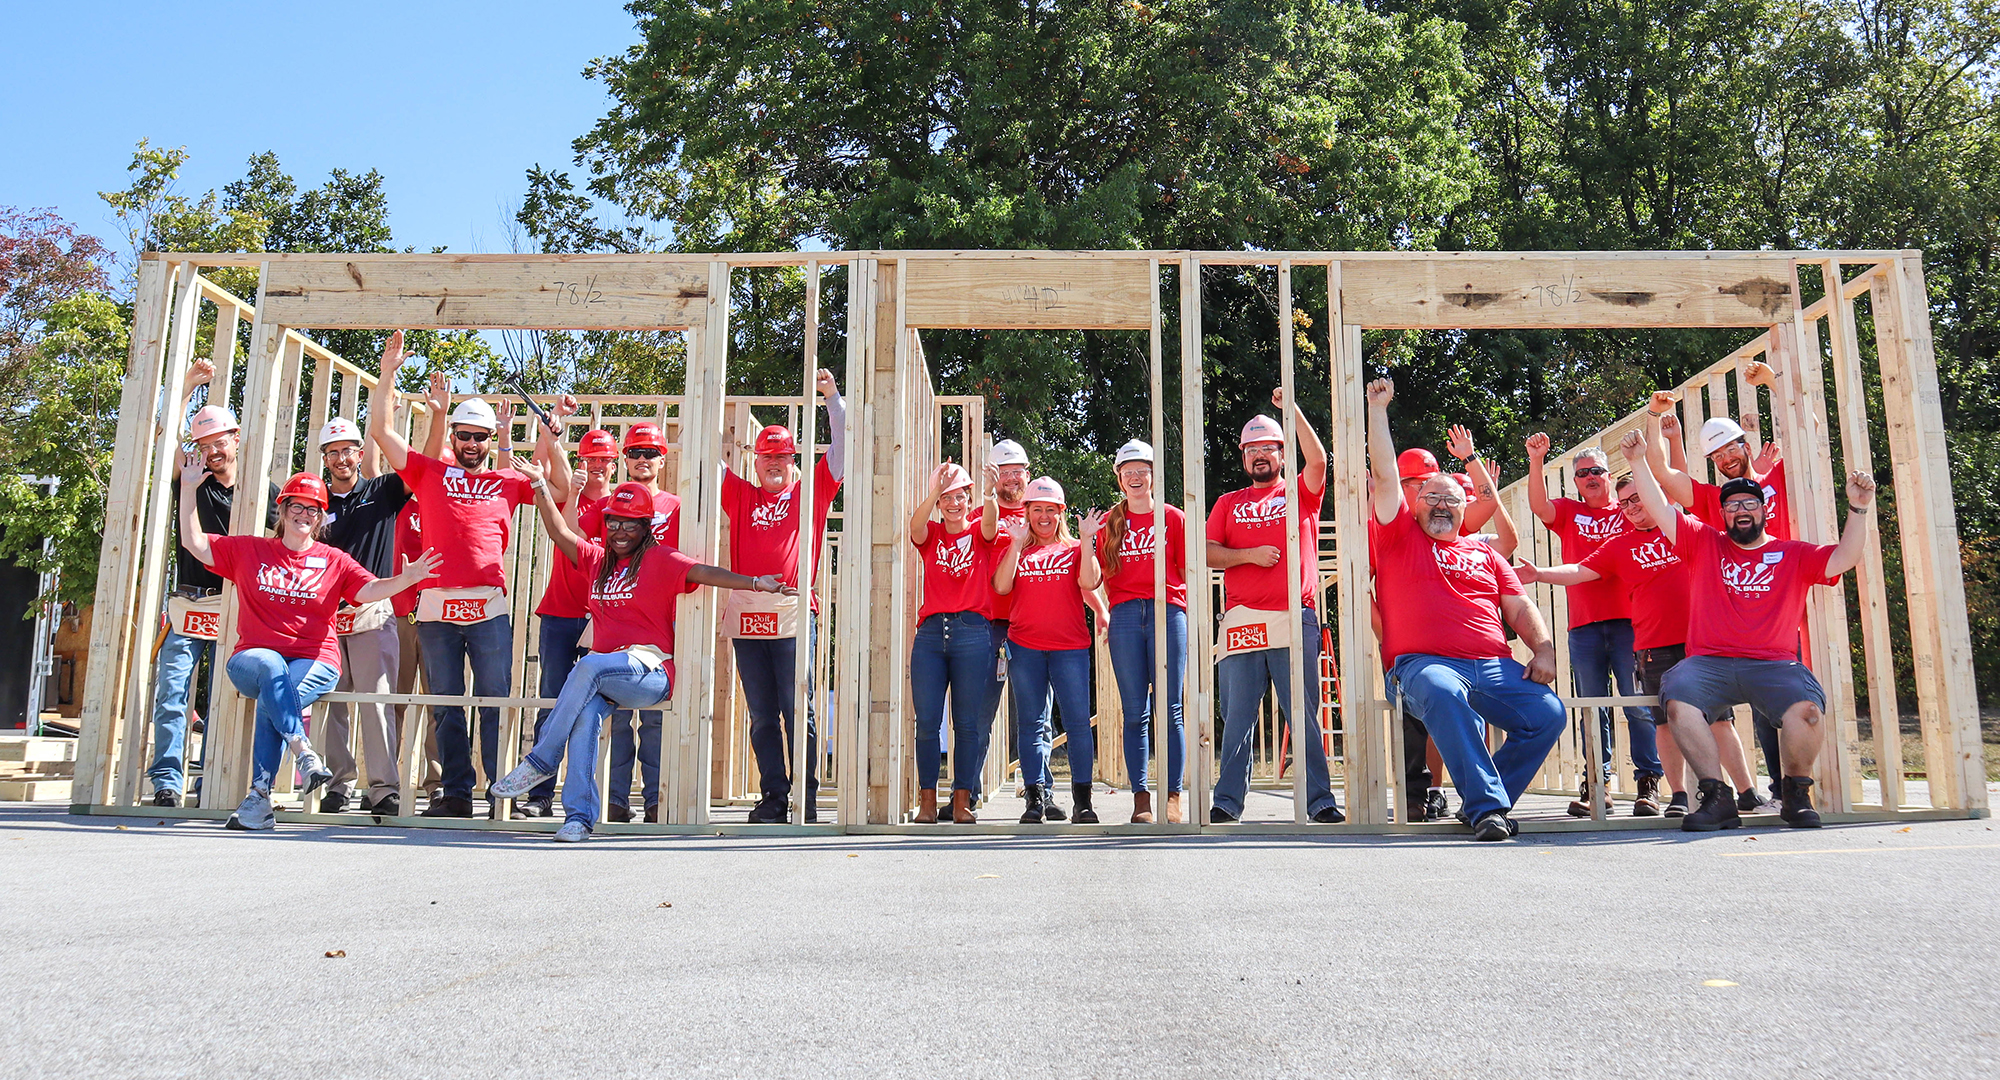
[1397,448,1441,481]
[606,481,655,520]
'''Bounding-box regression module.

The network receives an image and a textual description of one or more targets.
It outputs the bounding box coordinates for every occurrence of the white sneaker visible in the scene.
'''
[226,789,275,831]
[490,759,558,800]
[290,740,333,799]
[553,820,591,843]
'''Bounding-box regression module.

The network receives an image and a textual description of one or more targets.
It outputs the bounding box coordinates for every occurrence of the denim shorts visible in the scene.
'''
[1660,654,1825,724]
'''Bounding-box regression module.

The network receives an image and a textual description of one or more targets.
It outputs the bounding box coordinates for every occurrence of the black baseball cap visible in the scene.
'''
[1718,478,1764,505]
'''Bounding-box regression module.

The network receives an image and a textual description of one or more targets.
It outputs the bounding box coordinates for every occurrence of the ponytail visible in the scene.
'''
[1102,501,1129,574]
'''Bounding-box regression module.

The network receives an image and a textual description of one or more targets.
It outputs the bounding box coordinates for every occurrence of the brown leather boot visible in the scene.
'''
[914,788,938,824]
[1566,780,1614,817]
[1633,774,1662,816]
[1132,790,1154,824]
[1165,792,1184,824]
[950,789,976,824]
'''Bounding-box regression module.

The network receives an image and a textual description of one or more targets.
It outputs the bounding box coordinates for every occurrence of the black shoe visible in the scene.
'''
[1780,776,1822,828]
[1737,788,1769,812]
[366,793,400,818]
[605,804,634,824]
[1424,789,1450,822]
[1019,786,1046,824]
[1471,810,1514,842]
[1312,803,1347,824]
[1681,779,1742,832]
[642,804,659,824]
[804,802,819,823]
[1041,791,1067,822]
[319,791,349,814]
[1664,792,1689,818]
[1208,806,1238,824]
[420,795,474,818]
[151,790,180,808]
[1071,783,1098,824]
[516,796,553,818]
[747,796,786,824]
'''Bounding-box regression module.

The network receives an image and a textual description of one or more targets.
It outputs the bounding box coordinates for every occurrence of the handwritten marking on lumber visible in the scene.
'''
[551,277,606,309]
[1345,257,1797,327]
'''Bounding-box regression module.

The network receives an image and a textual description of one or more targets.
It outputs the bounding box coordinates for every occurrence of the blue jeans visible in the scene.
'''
[224,649,340,795]
[1010,643,1093,788]
[521,650,671,829]
[607,707,663,812]
[1391,654,1567,823]
[149,627,215,794]
[733,615,818,801]
[1109,600,1186,793]
[1569,619,1661,780]
[910,612,999,793]
[1214,607,1339,817]
[532,616,590,802]
[417,615,515,801]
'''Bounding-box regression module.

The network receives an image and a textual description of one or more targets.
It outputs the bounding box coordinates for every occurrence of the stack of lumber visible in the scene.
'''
[0,735,77,801]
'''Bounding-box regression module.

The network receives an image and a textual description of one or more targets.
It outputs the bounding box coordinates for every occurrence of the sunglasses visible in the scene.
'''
[1574,466,1609,477]
[453,430,492,443]
[624,448,661,460]
[603,516,650,532]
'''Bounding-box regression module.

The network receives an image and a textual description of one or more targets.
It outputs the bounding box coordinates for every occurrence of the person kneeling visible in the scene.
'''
[491,462,791,841]
[1367,381,1566,841]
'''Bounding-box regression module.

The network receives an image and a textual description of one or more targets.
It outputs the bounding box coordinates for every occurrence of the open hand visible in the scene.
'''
[178,448,207,488]
[380,330,406,379]
[929,461,956,499]
[1079,508,1107,540]
[1514,561,1542,585]
[1754,440,1782,474]
[425,369,451,415]
[509,453,545,485]
[401,549,444,586]
[1447,424,1477,461]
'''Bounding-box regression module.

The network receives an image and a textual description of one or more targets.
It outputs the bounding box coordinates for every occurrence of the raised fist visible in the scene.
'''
[1524,432,1551,459]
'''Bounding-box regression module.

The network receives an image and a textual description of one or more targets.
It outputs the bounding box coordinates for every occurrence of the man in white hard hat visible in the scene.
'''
[978,437,1063,818]
[148,360,280,807]
[367,331,533,818]
[1205,388,1344,823]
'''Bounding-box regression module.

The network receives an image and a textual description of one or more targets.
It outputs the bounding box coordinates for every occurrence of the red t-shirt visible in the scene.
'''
[391,502,423,618]
[1692,460,1790,540]
[1580,527,1689,650]
[915,519,995,620]
[721,459,839,608]
[1096,506,1187,609]
[579,490,682,550]
[574,539,700,691]
[535,494,610,619]
[1004,539,1090,651]
[1546,496,1629,627]
[1205,478,1323,612]
[1674,512,1834,661]
[1372,507,1523,664]
[208,535,374,667]
[981,504,1029,621]
[396,453,533,590]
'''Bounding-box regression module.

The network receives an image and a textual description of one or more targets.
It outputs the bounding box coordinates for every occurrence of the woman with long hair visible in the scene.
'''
[992,477,1103,823]
[490,458,792,841]
[177,459,441,831]
[1087,440,1188,823]
[907,461,1001,823]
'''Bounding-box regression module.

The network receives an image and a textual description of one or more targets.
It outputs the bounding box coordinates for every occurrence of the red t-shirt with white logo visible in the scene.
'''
[1372,507,1523,664]
[1675,512,1833,661]
[722,459,838,608]
[1580,526,1688,650]
[535,494,610,619]
[1205,478,1323,612]
[574,539,700,691]
[396,454,534,590]
[981,504,1029,621]
[1692,460,1790,540]
[1096,506,1187,609]
[208,535,374,667]
[1004,540,1090,651]
[391,502,422,618]
[579,490,682,550]
[1547,496,1629,627]
[915,519,995,620]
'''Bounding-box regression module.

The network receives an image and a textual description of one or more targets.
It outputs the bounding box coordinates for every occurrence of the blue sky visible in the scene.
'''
[1,1,643,258]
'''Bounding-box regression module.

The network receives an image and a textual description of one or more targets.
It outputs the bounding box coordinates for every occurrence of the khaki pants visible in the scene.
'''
[325,621,401,803]
[395,616,443,793]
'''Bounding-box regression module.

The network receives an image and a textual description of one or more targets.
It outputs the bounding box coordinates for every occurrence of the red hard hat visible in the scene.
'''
[605,481,655,520]
[279,472,328,510]
[623,422,667,453]
[1452,472,1476,497]
[754,424,798,456]
[578,429,617,459]
[1397,448,1441,481]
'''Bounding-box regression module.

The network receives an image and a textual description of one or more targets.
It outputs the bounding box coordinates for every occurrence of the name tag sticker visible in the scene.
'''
[303,556,328,568]
[446,466,465,478]
[1763,551,1784,564]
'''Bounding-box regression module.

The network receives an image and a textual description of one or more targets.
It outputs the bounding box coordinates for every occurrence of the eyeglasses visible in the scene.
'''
[1617,495,1644,508]
[1721,498,1764,512]
[320,446,361,459]
[1244,445,1282,457]
[453,430,492,443]
[1574,466,1609,478]
[1418,493,1465,507]
[624,448,661,460]
[603,516,649,533]
[283,502,324,517]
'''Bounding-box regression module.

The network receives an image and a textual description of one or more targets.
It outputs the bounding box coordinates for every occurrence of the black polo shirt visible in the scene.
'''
[172,476,282,592]
[323,473,412,578]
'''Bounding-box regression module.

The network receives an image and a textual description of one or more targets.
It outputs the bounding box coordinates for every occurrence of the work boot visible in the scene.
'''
[1565,780,1610,817]
[1664,791,1689,818]
[1780,776,1822,828]
[1681,779,1742,833]
[1071,783,1098,824]
[1131,790,1154,824]
[1020,785,1046,824]
[1633,775,1662,817]
[605,804,634,824]
[1738,787,1771,812]
[914,788,939,824]
[1041,789,1067,822]
[746,796,785,824]
[1405,797,1428,823]
[152,789,180,808]
[951,789,977,824]
[420,795,474,818]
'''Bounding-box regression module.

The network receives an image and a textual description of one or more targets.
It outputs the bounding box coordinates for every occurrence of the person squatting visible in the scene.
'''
[162,329,1872,841]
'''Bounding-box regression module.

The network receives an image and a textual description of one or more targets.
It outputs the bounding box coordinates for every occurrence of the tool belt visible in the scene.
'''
[166,594,224,640]
[1217,605,1297,658]
[415,585,508,625]
[722,589,800,639]
[334,599,394,636]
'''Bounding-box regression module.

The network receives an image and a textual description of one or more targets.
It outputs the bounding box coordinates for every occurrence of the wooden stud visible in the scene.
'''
[790,261,819,825]
[1340,256,1799,329]
[260,258,711,331]
[1277,262,1309,824]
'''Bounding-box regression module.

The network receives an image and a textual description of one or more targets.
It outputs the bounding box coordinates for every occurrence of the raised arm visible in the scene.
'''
[1450,423,1498,531]
[979,464,1000,543]
[540,395,578,505]
[1645,390,1696,506]
[817,369,848,482]
[176,452,214,567]
[1486,490,1521,562]
[992,529,1029,594]
[159,359,214,436]
[1824,471,1877,578]
[688,564,795,595]
[1077,512,1105,590]
[1514,562,1602,588]
[908,463,950,547]
[510,455,584,563]
[1499,593,1556,685]
[1524,432,1557,525]
[353,549,444,605]
[1272,386,1326,493]
[1366,378,1402,525]
[1622,430,1677,545]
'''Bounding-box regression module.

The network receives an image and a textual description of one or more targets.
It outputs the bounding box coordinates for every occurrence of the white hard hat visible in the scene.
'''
[990,439,1029,467]
[1115,439,1154,467]
[1023,476,1066,506]
[939,463,973,493]
[317,417,363,448]
[448,397,498,432]
[1240,414,1284,447]
[188,405,240,442]
[1700,417,1747,457]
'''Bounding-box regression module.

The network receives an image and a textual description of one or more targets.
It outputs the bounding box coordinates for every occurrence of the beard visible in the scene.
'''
[454,444,488,469]
[1247,459,1279,483]
[1726,518,1765,545]
[1423,508,1459,537]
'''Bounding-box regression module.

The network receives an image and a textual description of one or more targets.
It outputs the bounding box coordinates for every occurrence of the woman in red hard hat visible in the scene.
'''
[493,461,794,841]
[177,463,442,831]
